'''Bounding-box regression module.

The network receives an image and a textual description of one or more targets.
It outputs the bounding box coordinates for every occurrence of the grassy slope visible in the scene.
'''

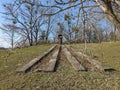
[71,42,120,71]
[0,43,120,90]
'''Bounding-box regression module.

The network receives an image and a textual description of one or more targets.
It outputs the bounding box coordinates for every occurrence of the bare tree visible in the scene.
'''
[40,0,120,31]
[0,24,21,49]
[2,0,47,46]
[1,0,119,45]
[95,0,120,31]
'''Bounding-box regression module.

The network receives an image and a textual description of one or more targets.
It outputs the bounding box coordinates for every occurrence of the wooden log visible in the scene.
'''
[36,46,60,72]
[16,45,57,73]
[66,45,114,71]
[63,46,85,71]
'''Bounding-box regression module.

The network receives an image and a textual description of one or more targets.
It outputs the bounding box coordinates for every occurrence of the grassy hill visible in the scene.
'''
[0,43,120,90]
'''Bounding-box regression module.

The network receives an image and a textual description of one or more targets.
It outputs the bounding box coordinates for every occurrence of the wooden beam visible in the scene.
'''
[63,46,85,71]
[16,45,57,73]
[37,46,60,72]
[67,46,114,71]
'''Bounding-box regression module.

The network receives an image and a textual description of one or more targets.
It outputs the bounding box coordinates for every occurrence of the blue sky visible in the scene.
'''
[0,0,115,48]
[0,0,11,48]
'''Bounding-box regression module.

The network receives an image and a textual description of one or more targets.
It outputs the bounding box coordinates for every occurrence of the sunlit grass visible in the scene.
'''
[0,43,120,90]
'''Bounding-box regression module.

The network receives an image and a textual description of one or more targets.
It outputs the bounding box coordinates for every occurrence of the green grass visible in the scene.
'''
[0,43,120,90]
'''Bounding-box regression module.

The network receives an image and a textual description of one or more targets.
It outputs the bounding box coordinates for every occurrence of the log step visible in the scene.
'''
[16,45,57,73]
[67,45,114,72]
[36,46,60,72]
[74,52,113,71]
[63,46,85,71]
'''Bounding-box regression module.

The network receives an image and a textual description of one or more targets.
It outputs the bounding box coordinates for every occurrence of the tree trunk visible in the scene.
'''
[11,30,14,49]
[114,26,117,42]
[30,30,33,46]
[110,0,120,6]
[96,0,120,31]
[46,16,51,43]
